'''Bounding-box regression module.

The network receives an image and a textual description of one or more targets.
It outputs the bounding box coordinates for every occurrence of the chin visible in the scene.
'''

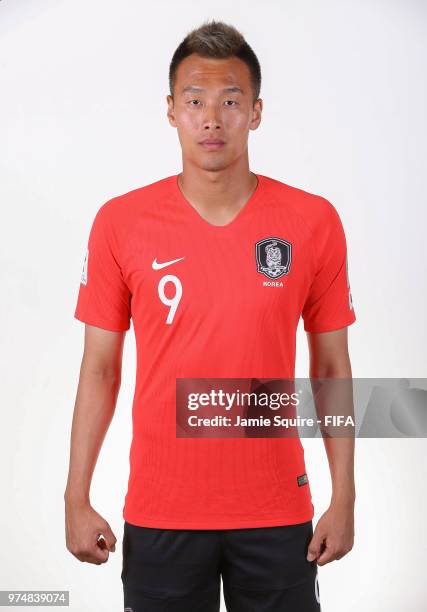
[198,157,229,172]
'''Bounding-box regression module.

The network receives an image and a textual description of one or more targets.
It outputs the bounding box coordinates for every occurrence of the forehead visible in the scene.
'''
[175,54,251,92]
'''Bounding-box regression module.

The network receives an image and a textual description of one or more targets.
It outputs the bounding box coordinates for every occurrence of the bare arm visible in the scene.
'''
[306,327,356,566]
[64,324,126,565]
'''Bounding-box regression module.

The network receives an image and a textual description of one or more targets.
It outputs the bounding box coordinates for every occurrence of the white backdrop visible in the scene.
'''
[1,0,426,610]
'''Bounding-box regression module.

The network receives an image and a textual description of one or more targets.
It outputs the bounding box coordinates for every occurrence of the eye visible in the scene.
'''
[188,99,202,106]
[224,100,238,106]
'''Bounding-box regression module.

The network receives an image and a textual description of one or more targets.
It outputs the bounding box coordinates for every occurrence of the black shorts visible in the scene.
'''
[121,519,321,611]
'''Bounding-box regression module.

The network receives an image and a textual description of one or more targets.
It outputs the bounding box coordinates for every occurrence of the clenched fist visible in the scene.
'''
[65,500,117,565]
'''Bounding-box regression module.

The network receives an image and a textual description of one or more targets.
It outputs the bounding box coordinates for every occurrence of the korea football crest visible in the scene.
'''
[255,237,292,280]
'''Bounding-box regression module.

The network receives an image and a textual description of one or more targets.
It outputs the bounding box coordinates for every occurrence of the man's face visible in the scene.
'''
[167,53,262,172]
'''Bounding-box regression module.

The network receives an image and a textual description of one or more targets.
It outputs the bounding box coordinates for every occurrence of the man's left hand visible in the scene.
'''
[306,499,355,566]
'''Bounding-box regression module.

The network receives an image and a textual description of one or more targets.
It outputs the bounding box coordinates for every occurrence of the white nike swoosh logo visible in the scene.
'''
[152,256,185,270]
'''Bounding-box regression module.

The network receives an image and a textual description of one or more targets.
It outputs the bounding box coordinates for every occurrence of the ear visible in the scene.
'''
[249,98,263,131]
[166,94,177,127]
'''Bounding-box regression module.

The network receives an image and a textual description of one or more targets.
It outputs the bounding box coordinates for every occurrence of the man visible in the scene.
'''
[65,19,356,612]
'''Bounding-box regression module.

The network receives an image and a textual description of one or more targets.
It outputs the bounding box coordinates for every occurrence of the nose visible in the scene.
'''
[202,104,222,130]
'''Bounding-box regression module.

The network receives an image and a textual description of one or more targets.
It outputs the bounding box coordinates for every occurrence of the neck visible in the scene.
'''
[179,155,257,213]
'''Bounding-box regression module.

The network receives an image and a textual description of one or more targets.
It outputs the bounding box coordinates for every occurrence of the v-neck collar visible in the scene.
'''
[172,172,264,230]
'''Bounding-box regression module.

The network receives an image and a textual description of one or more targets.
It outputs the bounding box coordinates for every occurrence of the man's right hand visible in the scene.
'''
[65,500,117,565]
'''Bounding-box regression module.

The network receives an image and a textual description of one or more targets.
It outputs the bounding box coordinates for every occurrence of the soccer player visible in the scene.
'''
[65,19,356,612]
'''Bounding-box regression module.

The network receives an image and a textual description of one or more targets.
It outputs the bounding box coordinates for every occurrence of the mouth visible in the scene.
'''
[199,139,226,150]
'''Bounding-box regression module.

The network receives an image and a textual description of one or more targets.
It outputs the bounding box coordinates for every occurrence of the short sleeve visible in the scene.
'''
[74,202,132,332]
[302,201,356,333]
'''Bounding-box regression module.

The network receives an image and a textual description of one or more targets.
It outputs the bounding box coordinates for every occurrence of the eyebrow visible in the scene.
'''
[181,85,244,94]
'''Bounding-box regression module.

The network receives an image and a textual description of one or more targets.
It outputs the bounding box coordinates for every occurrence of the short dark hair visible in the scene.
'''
[169,20,261,103]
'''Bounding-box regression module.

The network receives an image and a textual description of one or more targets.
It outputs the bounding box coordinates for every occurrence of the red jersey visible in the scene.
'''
[74,173,356,529]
